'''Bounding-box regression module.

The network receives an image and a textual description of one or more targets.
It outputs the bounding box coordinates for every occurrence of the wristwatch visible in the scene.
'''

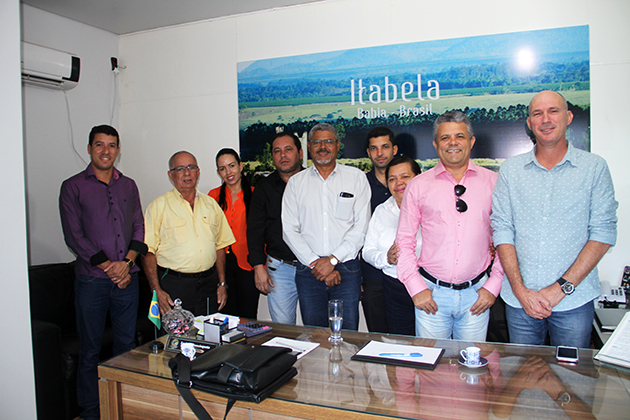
[123,258,135,269]
[218,281,228,288]
[329,255,339,266]
[557,278,575,295]
[557,391,571,406]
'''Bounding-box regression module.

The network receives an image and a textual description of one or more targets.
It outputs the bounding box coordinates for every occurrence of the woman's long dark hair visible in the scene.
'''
[215,148,252,215]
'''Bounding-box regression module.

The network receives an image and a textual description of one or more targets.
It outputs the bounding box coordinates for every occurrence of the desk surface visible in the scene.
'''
[100,323,630,420]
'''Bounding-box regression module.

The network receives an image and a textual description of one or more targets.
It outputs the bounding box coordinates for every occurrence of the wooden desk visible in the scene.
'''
[99,323,630,420]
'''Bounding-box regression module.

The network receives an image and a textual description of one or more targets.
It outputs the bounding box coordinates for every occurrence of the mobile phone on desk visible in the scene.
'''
[556,346,579,364]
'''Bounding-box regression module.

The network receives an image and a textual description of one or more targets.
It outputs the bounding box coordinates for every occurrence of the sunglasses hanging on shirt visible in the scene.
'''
[455,184,468,213]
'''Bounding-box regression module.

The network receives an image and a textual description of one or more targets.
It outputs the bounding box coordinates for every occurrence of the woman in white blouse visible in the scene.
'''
[363,156,421,335]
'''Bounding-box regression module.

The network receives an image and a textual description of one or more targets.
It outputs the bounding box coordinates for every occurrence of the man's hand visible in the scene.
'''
[514,286,552,319]
[253,264,274,294]
[217,285,228,310]
[412,289,438,315]
[310,257,335,281]
[470,288,496,316]
[116,274,131,289]
[156,288,174,315]
[323,270,341,287]
[100,260,130,283]
[387,242,400,265]
[538,282,565,309]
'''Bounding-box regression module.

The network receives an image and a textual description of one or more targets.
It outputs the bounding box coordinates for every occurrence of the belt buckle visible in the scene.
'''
[438,280,453,289]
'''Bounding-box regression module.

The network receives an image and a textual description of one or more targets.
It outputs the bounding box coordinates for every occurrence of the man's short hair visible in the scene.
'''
[385,155,422,180]
[273,132,301,150]
[366,126,395,149]
[432,110,474,141]
[168,151,196,170]
[89,125,119,146]
[308,122,338,141]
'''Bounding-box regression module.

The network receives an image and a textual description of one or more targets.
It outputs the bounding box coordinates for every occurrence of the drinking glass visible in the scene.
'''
[328,300,343,343]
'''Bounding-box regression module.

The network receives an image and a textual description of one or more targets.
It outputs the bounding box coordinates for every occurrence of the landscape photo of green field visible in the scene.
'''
[237,26,590,178]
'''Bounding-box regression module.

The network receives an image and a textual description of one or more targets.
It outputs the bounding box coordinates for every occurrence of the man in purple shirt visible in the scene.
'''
[59,125,147,420]
[396,111,504,341]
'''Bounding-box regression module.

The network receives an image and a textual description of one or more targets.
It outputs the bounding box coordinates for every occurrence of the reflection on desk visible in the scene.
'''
[99,323,630,420]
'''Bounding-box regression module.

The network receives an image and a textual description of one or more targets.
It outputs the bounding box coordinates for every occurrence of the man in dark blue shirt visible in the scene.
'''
[59,125,147,420]
[362,127,398,332]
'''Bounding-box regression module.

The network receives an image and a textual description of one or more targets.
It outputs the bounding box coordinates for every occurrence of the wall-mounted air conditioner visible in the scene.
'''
[21,42,80,90]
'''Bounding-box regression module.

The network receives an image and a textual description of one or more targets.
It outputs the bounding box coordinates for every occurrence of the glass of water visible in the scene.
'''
[328,299,343,343]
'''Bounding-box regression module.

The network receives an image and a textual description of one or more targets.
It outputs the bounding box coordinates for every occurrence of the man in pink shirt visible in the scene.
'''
[396,110,504,341]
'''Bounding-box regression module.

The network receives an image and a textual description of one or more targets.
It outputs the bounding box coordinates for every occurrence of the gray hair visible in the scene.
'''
[432,110,474,141]
[308,122,338,141]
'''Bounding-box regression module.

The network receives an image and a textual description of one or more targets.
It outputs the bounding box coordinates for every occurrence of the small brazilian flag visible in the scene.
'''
[148,290,161,330]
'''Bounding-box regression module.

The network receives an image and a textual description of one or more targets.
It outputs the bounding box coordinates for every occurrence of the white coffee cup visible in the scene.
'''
[460,346,481,365]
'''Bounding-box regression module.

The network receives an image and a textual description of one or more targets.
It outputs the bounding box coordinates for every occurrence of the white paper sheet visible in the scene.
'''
[354,340,443,365]
[595,311,630,369]
[262,337,320,359]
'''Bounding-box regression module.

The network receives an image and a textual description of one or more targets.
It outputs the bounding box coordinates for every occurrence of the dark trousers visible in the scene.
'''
[158,267,218,316]
[221,251,260,319]
[382,273,415,335]
[360,260,389,333]
[75,273,138,420]
[296,258,362,331]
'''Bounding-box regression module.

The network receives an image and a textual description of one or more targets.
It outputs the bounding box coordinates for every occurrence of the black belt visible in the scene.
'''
[268,255,297,266]
[158,266,214,278]
[419,266,490,290]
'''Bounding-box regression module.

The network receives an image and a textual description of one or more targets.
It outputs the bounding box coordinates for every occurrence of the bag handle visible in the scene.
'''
[174,354,236,420]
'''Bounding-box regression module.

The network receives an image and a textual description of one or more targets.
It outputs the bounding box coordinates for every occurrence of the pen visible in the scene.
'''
[379,352,423,357]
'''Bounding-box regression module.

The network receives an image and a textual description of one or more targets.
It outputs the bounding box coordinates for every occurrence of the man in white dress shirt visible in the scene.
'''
[282,122,371,330]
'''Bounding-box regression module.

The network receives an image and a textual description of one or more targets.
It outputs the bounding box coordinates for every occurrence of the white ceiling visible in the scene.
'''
[21,0,324,35]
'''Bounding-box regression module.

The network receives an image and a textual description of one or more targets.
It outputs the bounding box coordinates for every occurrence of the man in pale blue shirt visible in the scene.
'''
[491,90,618,348]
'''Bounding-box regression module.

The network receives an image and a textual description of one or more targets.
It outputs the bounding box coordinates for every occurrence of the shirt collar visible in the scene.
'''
[528,141,578,170]
[173,187,201,201]
[434,159,477,180]
[310,161,338,180]
[84,164,121,181]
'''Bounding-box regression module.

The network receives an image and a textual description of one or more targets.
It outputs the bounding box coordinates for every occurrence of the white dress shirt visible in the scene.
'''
[282,162,371,266]
[363,196,422,278]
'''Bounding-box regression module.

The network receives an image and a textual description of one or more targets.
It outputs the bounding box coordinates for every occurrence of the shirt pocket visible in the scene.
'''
[164,217,188,244]
[336,193,355,221]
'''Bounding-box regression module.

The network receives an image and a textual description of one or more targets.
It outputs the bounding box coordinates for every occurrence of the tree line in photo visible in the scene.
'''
[240,100,591,182]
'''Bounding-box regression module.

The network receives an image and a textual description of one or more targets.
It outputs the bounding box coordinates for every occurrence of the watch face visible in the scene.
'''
[561,282,574,294]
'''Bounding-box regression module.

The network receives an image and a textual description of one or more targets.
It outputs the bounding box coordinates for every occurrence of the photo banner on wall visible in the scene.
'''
[238,25,589,173]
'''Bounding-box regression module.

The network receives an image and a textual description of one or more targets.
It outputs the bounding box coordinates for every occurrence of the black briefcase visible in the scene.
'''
[170,344,297,420]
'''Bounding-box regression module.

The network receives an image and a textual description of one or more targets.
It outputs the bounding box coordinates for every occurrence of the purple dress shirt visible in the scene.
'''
[59,164,147,278]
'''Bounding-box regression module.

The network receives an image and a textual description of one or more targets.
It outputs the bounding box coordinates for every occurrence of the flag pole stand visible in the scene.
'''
[150,325,164,354]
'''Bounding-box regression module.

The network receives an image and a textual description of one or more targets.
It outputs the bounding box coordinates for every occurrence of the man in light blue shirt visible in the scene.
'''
[491,90,618,348]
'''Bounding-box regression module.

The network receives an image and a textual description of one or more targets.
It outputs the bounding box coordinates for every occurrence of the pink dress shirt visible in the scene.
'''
[396,160,504,298]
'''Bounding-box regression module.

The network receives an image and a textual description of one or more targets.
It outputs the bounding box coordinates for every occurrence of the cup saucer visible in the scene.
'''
[458,356,488,368]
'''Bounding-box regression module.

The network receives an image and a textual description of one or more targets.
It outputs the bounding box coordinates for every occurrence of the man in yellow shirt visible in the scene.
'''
[143,151,235,315]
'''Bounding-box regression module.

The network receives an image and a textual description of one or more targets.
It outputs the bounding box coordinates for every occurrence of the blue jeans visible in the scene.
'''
[415,275,489,341]
[506,299,595,348]
[266,256,298,325]
[295,258,362,330]
[75,273,139,420]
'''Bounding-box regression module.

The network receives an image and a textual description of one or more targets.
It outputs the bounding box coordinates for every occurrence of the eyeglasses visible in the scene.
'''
[170,164,199,174]
[308,139,337,146]
[455,184,467,213]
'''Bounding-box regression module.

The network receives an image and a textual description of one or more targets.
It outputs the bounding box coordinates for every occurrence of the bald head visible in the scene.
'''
[528,90,568,116]
[169,151,197,170]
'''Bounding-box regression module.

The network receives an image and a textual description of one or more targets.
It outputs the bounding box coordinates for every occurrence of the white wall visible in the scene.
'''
[22,4,119,265]
[0,1,37,418]
[119,0,630,286]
